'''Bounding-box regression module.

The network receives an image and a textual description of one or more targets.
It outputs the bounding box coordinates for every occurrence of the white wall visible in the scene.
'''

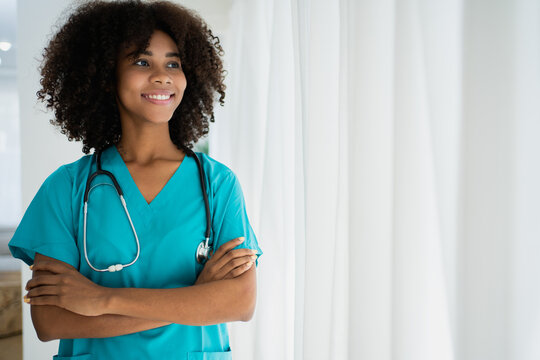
[18,0,83,358]
[0,74,21,229]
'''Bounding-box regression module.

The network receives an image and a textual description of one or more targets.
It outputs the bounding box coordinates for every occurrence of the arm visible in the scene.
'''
[30,253,170,342]
[106,266,257,325]
[28,259,257,326]
[27,238,257,339]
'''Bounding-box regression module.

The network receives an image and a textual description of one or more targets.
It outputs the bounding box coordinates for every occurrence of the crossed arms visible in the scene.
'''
[26,237,257,341]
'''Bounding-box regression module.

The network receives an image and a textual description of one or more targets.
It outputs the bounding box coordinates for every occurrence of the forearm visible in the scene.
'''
[31,305,170,341]
[105,267,256,326]
[29,253,170,341]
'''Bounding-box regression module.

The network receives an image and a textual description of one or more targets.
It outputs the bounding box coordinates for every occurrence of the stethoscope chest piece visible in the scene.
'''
[196,238,211,264]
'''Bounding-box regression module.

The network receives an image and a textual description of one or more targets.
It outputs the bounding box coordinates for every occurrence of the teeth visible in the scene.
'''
[146,94,171,100]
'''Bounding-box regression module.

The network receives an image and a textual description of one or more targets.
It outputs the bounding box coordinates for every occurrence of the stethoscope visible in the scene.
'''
[83,147,212,272]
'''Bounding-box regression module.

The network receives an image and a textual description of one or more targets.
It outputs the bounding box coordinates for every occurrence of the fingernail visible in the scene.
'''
[29,265,34,270]
[251,250,257,254]
[251,255,257,260]
[238,237,245,243]
[23,296,30,304]
[246,261,253,268]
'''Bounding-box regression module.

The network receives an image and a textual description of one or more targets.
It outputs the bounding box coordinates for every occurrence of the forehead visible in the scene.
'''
[147,30,179,50]
[118,30,180,59]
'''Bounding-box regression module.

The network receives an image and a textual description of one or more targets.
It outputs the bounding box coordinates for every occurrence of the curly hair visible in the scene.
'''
[37,0,226,154]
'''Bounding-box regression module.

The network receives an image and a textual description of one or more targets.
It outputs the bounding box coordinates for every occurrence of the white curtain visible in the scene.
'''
[209,0,296,358]
[210,0,540,359]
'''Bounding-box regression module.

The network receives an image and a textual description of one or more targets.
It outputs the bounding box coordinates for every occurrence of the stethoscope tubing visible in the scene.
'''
[82,146,212,272]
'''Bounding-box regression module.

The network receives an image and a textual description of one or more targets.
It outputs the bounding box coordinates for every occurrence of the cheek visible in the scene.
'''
[116,78,142,106]
[115,84,129,107]
[115,76,128,99]
[117,70,142,92]
[179,75,187,92]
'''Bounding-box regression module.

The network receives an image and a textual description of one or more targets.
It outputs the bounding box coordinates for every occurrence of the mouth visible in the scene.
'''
[141,93,175,104]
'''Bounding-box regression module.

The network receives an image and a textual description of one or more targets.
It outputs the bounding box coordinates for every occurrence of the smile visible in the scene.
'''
[147,94,170,100]
[142,93,175,104]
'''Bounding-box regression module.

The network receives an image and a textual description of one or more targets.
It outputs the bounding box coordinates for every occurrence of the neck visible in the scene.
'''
[115,125,184,165]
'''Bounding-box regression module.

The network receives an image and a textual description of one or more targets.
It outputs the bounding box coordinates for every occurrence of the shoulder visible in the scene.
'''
[196,152,236,180]
[194,152,240,193]
[41,153,94,191]
[61,153,94,179]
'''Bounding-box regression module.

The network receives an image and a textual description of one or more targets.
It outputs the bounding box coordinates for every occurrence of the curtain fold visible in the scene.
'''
[510,1,540,359]
[347,0,395,358]
[293,1,348,359]
[210,0,296,359]
[391,0,456,359]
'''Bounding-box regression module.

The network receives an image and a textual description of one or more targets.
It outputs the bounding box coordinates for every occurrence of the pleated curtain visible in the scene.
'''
[211,0,540,359]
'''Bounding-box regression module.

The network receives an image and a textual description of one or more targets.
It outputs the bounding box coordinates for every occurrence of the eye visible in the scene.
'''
[134,59,149,66]
[167,62,181,69]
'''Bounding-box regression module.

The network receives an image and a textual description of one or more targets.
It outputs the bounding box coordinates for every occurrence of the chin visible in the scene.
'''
[144,113,176,124]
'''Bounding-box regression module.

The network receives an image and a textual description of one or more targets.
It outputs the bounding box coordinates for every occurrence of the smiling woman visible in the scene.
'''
[8,1,262,359]
[35,0,226,156]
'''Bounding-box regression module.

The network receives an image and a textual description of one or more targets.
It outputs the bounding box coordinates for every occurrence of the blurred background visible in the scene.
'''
[1,0,539,359]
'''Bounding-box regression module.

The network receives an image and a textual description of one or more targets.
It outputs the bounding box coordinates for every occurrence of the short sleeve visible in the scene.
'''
[9,165,80,269]
[211,172,262,266]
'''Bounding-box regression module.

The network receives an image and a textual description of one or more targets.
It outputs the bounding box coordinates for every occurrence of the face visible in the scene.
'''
[115,30,187,126]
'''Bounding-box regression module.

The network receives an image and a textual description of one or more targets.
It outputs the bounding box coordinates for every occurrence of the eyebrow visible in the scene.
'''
[126,50,181,59]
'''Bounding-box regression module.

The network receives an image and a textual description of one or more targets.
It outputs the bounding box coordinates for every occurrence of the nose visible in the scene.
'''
[150,69,172,84]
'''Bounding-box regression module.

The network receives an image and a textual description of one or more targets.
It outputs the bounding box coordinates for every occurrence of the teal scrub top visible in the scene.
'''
[9,145,262,360]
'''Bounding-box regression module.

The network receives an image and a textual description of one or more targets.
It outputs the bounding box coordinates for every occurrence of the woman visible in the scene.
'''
[9,1,262,359]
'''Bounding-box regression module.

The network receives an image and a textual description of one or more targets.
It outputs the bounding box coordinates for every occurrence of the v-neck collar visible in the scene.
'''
[102,145,188,213]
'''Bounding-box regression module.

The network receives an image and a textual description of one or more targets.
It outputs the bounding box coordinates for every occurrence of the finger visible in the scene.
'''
[223,261,254,279]
[26,275,61,290]
[31,261,72,274]
[213,247,256,265]
[26,285,59,298]
[215,254,257,278]
[25,295,60,307]
[212,248,257,272]
[211,237,245,260]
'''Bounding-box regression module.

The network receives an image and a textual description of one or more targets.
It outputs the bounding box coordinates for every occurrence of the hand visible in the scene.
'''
[25,259,109,316]
[195,237,257,285]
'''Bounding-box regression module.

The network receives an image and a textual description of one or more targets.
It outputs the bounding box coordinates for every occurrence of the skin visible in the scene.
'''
[25,30,258,341]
